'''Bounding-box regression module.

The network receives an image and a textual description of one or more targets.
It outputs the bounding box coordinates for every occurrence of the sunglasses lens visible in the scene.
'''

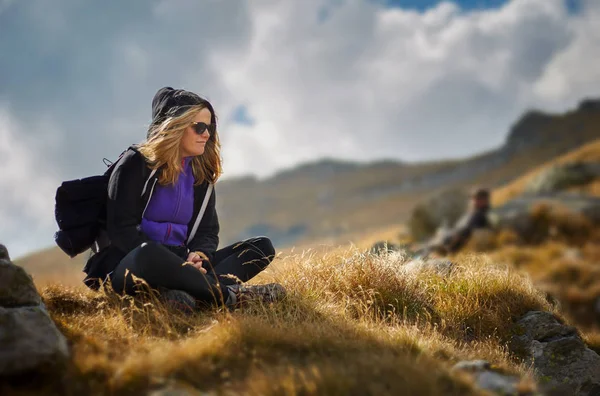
[193,122,207,134]
[192,122,216,135]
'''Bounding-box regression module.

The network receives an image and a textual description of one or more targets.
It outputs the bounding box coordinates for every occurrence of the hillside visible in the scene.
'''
[1,246,563,395]
[216,98,600,247]
[492,139,600,206]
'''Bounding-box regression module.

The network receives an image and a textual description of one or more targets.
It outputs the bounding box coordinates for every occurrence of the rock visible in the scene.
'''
[492,193,600,243]
[0,306,69,375]
[0,244,9,261]
[404,258,454,276]
[526,162,600,194]
[510,311,600,395]
[408,188,469,241]
[0,259,41,307]
[148,381,206,395]
[452,360,524,396]
[578,98,600,112]
[505,111,552,152]
[562,248,583,262]
[0,244,70,377]
[494,193,600,223]
[370,241,401,255]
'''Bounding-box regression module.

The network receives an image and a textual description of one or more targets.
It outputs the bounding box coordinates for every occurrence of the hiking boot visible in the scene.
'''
[158,287,197,314]
[225,283,286,307]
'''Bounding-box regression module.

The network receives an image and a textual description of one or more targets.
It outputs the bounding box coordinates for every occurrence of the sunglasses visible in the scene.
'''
[191,122,216,135]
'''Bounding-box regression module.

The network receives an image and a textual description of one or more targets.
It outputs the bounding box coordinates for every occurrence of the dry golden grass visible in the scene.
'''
[4,247,552,396]
[487,237,600,330]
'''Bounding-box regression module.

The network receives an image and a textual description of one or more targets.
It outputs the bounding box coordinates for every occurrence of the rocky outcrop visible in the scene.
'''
[452,360,525,396]
[0,243,69,376]
[505,111,554,153]
[578,98,600,112]
[526,162,600,194]
[492,193,600,243]
[408,188,469,241]
[510,311,600,396]
[370,240,402,254]
[403,258,454,276]
[0,260,42,308]
[0,244,9,261]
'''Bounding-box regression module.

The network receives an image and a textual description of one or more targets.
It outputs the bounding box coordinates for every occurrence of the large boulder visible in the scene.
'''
[494,193,600,225]
[526,162,600,194]
[408,188,469,241]
[0,259,42,307]
[510,311,600,395]
[492,193,600,243]
[0,306,69,375]
[0,243,69,376]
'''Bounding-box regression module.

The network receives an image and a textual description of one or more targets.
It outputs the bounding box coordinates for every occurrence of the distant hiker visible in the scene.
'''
[420,187,492,255]
[83,87,285,311]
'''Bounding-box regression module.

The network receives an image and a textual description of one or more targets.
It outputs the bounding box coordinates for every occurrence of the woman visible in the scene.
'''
[83,87,285,310]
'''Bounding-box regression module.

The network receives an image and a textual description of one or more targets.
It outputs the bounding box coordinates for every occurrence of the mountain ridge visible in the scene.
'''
[221,97,600,187]
[216,97,600,246]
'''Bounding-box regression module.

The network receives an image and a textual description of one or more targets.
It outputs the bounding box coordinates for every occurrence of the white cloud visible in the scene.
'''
[2,0,600,256]
[533,1,600,107]
[0,106,60,258]
[211,0,585,178]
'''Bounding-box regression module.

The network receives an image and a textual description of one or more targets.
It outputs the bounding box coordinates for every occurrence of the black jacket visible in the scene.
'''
[83,146,219,289]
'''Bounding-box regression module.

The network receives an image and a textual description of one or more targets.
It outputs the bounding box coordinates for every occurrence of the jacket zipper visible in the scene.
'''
[142,178,158,218]
[173,158,186,220]
[164,223,172,243]
[173,176,182,221]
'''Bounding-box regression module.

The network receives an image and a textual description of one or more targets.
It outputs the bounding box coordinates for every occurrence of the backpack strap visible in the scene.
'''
[186,183,214,244]
[141,169,158,196]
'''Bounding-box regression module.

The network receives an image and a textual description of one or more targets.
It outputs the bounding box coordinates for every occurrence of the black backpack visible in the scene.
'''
[53,151,128,257]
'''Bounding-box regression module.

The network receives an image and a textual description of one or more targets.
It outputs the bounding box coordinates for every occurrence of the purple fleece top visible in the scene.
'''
[140,157,195,246]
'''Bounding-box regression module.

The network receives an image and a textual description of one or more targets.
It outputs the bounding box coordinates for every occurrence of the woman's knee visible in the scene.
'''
[137,241,167,260]
[248,236,275,263]
[115,242,164,283]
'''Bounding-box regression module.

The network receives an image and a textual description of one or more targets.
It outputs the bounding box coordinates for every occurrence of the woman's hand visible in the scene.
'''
[184,251,209,274]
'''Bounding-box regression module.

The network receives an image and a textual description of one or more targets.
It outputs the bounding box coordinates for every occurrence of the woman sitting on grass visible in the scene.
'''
[84,87,285,311]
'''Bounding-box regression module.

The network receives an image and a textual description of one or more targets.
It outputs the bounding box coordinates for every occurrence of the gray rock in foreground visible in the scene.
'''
[452,360,525,396]
[404,258,454,276]
[510,311,600,396]
[0,306,69,375]
[370,240,401,255]
[0,244,69,377]
[0,259,42,307]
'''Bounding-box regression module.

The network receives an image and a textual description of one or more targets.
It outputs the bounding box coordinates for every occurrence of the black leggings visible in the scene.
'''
[110,237,275,304]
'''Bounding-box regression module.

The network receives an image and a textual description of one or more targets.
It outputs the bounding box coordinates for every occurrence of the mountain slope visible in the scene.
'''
[216,98,600,246]
[493,138,600,206]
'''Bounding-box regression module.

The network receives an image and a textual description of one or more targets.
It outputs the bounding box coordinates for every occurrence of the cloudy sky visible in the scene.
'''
[1,0,599,258]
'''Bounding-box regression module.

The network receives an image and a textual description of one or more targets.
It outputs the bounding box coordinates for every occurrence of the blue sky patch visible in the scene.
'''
[380,0,508,12]
[231,105,255,126]
[379,0,580,14]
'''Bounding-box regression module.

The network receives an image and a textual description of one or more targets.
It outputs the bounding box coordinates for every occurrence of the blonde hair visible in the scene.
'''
[138,105,222,186]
